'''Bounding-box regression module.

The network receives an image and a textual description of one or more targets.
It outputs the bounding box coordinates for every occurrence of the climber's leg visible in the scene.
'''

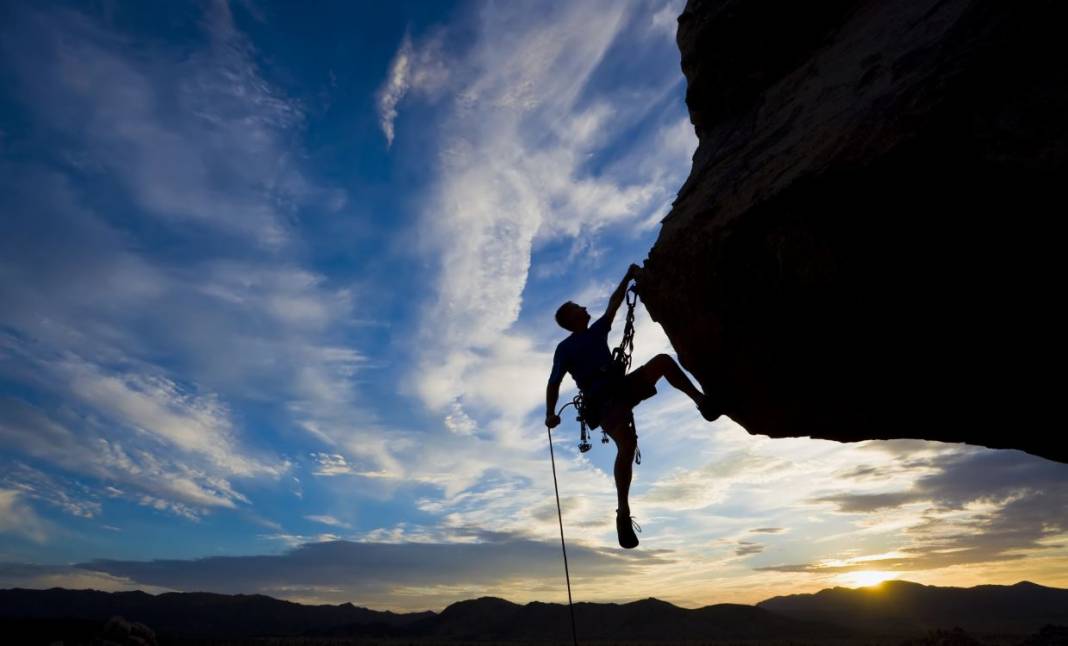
[632,353,721,421]
[602,404,639,548]
[602,406,636,514]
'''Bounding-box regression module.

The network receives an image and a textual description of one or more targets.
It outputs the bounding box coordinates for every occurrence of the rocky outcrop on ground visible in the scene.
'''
[639,0,1066,462]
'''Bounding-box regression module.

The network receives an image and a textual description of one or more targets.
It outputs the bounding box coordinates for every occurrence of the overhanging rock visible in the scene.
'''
[639,0,1066,463]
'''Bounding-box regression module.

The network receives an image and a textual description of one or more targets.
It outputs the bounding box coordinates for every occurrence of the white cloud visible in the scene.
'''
[62,360,255,475]
[309,453,358,477]
[650,2,681,37]
[3,1,340,246]
[376,34,412,147]
[403,1,696,422]
[261,532,342,548]
[376,31,449,146]
[305,514,351,529]
[79,536,652,610]
[0,393,276,518]
[644,449,787,511]
[1,463,101,519]
[0,489,50,543]
[443,401,478,436]
[0,1,392,521]
[0,563,173,594]
[359,0,704,552]
[406,1,698,422]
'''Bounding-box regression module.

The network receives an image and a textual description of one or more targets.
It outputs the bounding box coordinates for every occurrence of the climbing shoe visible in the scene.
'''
[698,394,722,422]
[616,510,640,549]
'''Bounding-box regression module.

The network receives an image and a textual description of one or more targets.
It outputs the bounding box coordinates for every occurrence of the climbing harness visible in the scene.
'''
[566,286,642,464]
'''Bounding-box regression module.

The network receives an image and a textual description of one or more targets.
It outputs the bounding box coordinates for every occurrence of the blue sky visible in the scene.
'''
[2,0,1066,611]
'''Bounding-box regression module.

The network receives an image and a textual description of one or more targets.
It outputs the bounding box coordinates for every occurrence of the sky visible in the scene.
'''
[1,0,1067,613]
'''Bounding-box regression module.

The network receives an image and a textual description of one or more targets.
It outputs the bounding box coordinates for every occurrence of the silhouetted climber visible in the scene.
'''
[545,263,721,548]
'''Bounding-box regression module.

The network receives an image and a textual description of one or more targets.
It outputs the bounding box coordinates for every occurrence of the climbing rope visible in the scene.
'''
[580,286,642,463]
[545,423,579,646]
[611,286,639,374]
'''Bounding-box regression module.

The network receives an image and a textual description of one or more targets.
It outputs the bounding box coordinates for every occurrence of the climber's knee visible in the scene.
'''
[602,408,636,447]
[651,353,672,369]
[635,353,673,386]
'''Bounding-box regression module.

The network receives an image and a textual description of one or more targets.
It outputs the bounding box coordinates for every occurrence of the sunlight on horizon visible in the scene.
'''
[837,571,899,588]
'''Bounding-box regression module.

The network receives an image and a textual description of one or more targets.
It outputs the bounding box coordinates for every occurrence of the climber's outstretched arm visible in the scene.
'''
[602,264,641,325]
[545,380,561,428]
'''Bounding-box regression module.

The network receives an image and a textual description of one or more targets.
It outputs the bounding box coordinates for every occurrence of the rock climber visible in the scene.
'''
[545,263,721,548]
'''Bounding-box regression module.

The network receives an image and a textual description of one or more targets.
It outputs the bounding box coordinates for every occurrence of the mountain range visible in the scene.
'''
[759,580,1068,636]
[2,580,1066,642]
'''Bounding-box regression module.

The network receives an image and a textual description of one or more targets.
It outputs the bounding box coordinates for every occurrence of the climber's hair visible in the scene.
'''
[555,302,576,330]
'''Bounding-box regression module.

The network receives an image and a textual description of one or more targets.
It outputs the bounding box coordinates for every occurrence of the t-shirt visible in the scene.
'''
[548,314,615,394]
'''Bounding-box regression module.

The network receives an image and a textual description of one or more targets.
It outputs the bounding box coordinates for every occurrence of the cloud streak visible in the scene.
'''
[77,535,658,609]
[0,1,374,521]
[376,31,449,147]
[389,1,696,418]
[760,450,1068,574]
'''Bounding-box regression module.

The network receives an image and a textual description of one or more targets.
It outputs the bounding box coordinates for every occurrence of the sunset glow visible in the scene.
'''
[838,571,899,588]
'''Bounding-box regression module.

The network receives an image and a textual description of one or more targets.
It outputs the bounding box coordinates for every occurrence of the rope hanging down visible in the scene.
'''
[545,424,579,646]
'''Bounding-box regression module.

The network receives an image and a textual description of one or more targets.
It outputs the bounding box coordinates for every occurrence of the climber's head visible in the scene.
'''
[555,301,590,332]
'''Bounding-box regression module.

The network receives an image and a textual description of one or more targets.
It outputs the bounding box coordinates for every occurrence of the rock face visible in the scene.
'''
[640,0,1066,463]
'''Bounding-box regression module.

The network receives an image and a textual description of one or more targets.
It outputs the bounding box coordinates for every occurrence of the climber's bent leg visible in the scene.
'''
[632,353,721,421]
[632,353,701,404]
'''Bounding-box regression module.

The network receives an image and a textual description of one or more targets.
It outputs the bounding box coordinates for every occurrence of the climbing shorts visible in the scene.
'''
[583,370,657,430]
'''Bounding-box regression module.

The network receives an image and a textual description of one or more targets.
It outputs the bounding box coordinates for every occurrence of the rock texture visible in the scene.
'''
[639,0,1066,462]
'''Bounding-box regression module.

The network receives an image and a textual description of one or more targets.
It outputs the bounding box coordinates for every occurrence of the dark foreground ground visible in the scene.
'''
[4,583,1066,646]
[6,618,1067,646]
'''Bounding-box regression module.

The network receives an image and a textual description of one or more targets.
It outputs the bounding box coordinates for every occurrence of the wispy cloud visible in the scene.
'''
[1,463,101,519]
[366,2,701,538]
[759,449,1068,575]
[0,490,50,543]
[0,562,172,594]
[0,1,373,522]
[376,31,449,147]
[2,1,340,245]
[735,541,765,557]
[79,535,654,610]
[396,0,695,418]
[0,392,275,518]
[305,514,351,529]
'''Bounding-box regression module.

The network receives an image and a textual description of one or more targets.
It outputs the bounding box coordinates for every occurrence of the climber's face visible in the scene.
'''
[563,302,590,331]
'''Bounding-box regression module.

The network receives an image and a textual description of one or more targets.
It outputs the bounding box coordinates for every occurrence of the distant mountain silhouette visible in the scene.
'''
[391,596,847,641]
[0,588,845,641]
[2,581,1066,642]
[758,580,1068,635]
[0,588,430,638]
